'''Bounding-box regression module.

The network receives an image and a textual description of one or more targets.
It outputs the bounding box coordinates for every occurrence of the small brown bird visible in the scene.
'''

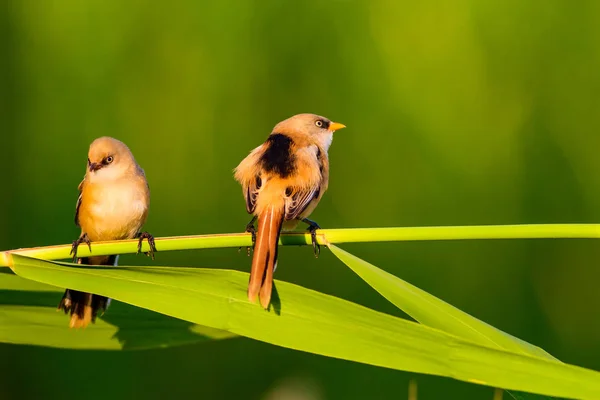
[234,113,345,308]
[58,136,157,328]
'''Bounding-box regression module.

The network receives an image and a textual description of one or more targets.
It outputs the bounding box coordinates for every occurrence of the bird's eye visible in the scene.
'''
[105,156,114,164]
[315,120,323,128]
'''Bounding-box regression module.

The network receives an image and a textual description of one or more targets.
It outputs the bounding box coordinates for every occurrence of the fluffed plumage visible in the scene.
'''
[58,136,155,328]
[234,113,345,308]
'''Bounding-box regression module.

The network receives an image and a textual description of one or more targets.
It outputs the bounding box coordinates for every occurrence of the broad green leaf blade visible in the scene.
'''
[328,244,554,359]
[328,245,556,400]
[0,272,235,350]
[7,254,600,399]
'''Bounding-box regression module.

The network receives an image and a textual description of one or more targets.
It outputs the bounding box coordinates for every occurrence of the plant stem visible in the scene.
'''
[1,224,599,268]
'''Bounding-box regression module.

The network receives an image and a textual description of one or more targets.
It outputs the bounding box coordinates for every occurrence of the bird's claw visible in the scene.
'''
[70,234,91,262]
[308,227,321,258]
[302,219,321,258]
[137,232,157,260]
[243,217,257,257]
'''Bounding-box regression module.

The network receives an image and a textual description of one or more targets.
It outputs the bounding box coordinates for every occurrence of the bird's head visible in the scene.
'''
[272,113,345,150]
[86,136,136,182]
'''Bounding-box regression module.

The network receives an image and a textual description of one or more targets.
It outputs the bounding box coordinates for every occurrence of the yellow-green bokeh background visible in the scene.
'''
[1,1,600,399]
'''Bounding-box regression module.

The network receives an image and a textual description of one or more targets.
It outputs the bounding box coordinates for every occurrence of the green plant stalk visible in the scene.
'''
[1,224,599,268]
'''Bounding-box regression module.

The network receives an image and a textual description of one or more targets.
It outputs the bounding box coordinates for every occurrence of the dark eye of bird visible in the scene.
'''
[315,120,323,127]
[104,156,114,164]
[255,176,262,189]
[285,187,293,197]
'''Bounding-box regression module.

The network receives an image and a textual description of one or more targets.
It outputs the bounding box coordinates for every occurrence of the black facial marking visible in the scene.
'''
[318,119,330,130]
[261,133,296,178]
[102,155,113,166]
[89,162,102,172]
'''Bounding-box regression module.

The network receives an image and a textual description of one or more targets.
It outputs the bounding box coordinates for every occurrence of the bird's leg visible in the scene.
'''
[242,216,257,256]
[70,233,92,262]
[301,218,321,258]
[137,232,157,260]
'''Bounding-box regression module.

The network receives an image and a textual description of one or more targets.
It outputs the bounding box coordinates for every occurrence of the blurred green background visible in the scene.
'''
[1,0,600,399]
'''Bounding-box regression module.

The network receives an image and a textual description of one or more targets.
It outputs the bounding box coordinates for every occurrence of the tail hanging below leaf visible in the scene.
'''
[248,205,284,309]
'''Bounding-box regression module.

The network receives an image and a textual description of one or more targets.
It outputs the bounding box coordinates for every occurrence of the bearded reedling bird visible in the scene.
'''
[234,113,345,309]
[58,136,157,328]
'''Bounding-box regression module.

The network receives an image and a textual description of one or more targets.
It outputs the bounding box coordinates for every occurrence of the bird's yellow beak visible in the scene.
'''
[329,122,346,132]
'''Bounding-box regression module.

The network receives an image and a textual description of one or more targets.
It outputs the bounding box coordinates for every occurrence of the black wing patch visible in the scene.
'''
[260,133,296,178]
[284,185,320,221]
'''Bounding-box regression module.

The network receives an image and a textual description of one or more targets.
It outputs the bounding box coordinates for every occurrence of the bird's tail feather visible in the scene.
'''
[58,255,116,328]
[248,205,284,309]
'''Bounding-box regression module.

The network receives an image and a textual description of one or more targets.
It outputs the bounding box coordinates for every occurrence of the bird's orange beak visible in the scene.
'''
[329,122,346,132]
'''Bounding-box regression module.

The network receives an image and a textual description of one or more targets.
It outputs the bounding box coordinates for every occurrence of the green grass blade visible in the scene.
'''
[0,272,235,350]
[2,224,599,267]
[328,244,554,359]
[328,245,560,400]
[6,254,600,399]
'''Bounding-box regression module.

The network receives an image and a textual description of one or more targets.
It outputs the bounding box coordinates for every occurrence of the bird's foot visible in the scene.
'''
[240,216,257,256]
[70,233,92,262]
[302,218,321,258]
[137,232,157,260]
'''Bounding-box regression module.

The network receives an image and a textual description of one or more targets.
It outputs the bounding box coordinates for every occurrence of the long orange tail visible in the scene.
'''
[248,205,284,309]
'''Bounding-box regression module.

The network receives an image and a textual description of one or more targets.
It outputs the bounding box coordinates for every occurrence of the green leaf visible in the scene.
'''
[328,244,558,400]
[328,244,554,359]
[6,254,600,399]
[0,272,235,350]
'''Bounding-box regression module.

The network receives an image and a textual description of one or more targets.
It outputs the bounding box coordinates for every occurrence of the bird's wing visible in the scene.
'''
[235,144,266,215]
[284,184,320,221]
[138,165,150,190]
[244,175,261,214]
[283,145,324,221]
[74,178,84,227]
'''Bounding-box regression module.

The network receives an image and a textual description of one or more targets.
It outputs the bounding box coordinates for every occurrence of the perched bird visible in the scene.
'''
[234,113,345,309]
[58,136,157,328]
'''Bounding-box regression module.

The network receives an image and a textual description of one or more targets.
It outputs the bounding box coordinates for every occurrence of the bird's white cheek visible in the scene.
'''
[320,132,334,151]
